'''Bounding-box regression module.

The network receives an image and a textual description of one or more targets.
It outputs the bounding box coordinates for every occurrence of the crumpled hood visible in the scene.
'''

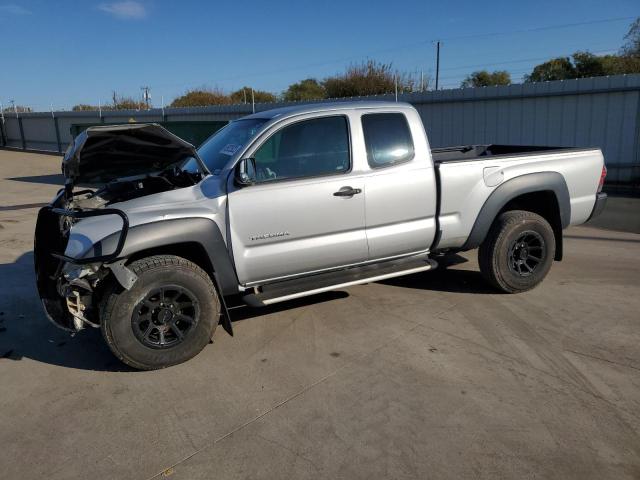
[63,123,198,185]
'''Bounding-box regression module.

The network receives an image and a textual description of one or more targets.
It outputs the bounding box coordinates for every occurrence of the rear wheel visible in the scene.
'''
[478,210,555,293]
[101,255,220,370]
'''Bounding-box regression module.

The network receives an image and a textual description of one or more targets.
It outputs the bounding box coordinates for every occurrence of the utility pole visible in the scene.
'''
[141,86,151,109]
[394,73,398,102]
[0,101,5,146]
[52,102,62,152]
[251,88,255,113]
[421,70,425,92]
[435,41,441,91]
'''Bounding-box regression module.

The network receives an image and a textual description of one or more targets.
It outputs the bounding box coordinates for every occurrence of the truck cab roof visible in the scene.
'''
[242,101,415,122]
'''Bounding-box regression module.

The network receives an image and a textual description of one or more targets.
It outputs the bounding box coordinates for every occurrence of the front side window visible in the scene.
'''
[252,116,350,182]
[361,113,415,168]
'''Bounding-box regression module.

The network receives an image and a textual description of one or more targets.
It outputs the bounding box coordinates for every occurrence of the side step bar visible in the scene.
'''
[243,256,438,307]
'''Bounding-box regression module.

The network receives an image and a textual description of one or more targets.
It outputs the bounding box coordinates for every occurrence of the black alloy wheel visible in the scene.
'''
[507,231,546,277]
[131,285,199,349]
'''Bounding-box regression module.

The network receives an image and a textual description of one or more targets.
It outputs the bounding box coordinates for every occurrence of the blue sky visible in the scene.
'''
[0,0,638,110]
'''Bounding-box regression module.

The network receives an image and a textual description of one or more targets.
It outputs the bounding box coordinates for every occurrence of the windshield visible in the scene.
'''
[197,118,268,174]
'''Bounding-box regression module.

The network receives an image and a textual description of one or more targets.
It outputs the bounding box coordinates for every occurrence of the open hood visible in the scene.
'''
[63,124,198,185]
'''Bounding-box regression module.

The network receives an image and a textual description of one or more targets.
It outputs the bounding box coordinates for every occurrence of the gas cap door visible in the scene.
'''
[483,166,504,187]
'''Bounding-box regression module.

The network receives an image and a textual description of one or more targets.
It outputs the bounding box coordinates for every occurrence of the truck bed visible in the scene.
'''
[431,145,604,251]
[431,144,590,164]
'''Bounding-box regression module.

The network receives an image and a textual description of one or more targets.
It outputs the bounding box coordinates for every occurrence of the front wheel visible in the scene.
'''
[101,255,220,370]
[478,210,555,293]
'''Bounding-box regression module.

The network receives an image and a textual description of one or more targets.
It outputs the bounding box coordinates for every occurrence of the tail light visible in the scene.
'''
[597,165,607,193]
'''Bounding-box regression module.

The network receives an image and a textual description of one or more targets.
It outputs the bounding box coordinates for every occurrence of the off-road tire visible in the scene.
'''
[478,210,555,293]
[101,255,220,370]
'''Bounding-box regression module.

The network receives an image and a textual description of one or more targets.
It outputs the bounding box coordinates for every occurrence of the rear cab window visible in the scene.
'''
[361,113,415,168]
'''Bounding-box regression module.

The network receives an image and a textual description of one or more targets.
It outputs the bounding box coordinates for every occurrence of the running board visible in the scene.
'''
[243,256,438,307]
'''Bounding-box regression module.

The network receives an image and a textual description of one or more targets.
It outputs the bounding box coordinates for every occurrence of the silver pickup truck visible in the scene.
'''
[34,101,607,369]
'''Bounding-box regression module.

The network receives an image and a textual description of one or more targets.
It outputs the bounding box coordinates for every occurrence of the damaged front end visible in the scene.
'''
[34,123,202,332]
[34,192,130,331]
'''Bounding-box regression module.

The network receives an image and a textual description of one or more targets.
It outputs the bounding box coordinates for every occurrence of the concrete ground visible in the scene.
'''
[0,149,639,480]
[588,194,640,234]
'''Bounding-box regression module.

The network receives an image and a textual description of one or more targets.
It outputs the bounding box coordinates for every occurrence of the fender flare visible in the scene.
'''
[95,217,240,296]
[461,171,571,253]
[96,218,239,336]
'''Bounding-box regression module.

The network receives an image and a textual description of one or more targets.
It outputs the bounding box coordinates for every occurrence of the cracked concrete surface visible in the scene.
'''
[0,149,639,479]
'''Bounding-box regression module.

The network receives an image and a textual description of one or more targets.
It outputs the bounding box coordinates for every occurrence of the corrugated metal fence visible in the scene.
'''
[2,74,639,190]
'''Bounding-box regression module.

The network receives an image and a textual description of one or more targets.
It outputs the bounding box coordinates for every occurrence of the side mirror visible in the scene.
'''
[235,158,256,186]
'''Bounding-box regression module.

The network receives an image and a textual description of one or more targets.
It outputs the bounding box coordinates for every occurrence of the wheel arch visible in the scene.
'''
[97,218,238,336]
[462,172,570,261]
[98,217,240,296]
[126,242,214,277]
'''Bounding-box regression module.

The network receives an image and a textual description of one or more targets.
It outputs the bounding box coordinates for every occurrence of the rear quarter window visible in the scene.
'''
[361,113,415,168]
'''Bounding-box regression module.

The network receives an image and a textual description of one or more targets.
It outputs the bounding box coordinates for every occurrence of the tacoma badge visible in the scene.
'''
[250,231,290,241]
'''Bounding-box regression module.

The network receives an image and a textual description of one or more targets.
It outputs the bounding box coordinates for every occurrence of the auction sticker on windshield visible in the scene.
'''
[220,144,242,156]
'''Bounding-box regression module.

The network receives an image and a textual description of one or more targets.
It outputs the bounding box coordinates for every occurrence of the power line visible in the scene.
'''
[435,41,441,90]
[438,16,635,43]
[10,16,636,110]
[437,47,620,87]
[150,16,635,91]
[438,47,619,73]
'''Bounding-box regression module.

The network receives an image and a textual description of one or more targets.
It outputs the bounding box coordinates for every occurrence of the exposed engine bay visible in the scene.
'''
[64,165,203,210]
[35,123,208,332]
[43,165,205,331]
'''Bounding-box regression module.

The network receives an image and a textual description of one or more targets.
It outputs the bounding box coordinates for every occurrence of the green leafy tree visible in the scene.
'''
[461,70,511,88]
[525,57,576,82]
[323,60,413,98]
[601,54,640,74]
[170,88,231,107]
[573,51,640,76]
[525,50,640,82]
[283,78,326,101]
[229,87,276,104]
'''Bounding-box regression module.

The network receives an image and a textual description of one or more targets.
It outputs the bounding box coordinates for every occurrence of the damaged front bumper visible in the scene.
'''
[34,197,131,332]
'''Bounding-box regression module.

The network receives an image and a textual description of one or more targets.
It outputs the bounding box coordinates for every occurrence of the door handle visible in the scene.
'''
[333,186,362,197]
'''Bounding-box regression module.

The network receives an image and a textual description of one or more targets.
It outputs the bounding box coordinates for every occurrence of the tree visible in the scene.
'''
[525,57,576,82]
[229,87,276,104]
[621,17,640,57]
[108,91,146,110]
[461,70,511,88]
[283,78,326,101]
[525,51,640,82]
[2,105,31,113]
[572,51,608,77]
[170,88,231,107]
[323,60,413,98]
[72,104,99,111]
[601,54,640,74]
[114,97,146,110]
